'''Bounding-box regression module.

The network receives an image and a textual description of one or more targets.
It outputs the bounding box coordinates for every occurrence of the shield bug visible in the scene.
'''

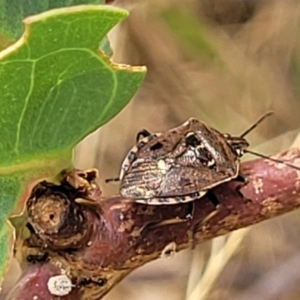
[106,112,300,204]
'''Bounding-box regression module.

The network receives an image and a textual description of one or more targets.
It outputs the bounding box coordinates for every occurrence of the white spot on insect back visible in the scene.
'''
[157,159,170,173]
[157,159,168,174]
[47,274,73,296]
[157,159,166,169]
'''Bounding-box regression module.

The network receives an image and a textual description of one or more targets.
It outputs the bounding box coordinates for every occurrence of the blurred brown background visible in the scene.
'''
[77,0,300,299]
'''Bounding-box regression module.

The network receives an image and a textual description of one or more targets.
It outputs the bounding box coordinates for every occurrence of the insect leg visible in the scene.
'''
[235,174,247,184]
[136,129,151,142]
[191,190,220,249]
[206,189,220,207]
[185,201,194,220]
[234,175,251,202]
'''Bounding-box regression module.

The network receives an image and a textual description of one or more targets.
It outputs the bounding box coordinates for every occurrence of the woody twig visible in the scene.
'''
[7,148,300,300]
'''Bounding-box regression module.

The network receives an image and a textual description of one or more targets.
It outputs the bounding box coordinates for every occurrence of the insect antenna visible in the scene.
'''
[239,111,300,171]
[245,149,300,171]
[240,111,274,138]
[105,177,120,183]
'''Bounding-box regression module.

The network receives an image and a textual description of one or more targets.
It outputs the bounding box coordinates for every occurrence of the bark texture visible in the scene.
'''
[6,148,300,300]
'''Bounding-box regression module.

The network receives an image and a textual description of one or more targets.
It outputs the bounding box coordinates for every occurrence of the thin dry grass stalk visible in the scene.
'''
[186,229,250,300]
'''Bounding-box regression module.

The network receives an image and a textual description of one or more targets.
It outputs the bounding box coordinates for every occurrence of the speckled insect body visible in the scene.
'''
[117,117,250,205]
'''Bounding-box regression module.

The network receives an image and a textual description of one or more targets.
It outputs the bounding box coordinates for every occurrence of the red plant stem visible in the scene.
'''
[9,148,300,300]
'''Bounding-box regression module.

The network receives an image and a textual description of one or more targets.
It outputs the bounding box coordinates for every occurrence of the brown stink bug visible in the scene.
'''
[106,112,300,204]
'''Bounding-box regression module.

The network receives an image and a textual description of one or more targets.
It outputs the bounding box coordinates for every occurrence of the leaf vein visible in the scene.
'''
[14,62,36,154]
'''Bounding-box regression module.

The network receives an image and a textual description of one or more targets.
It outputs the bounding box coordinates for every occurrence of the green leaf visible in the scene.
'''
[0,0,106,44]
[0,5,146,281]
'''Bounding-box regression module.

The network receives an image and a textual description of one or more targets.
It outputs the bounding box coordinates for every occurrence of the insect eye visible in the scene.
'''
[185,133,200,147]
